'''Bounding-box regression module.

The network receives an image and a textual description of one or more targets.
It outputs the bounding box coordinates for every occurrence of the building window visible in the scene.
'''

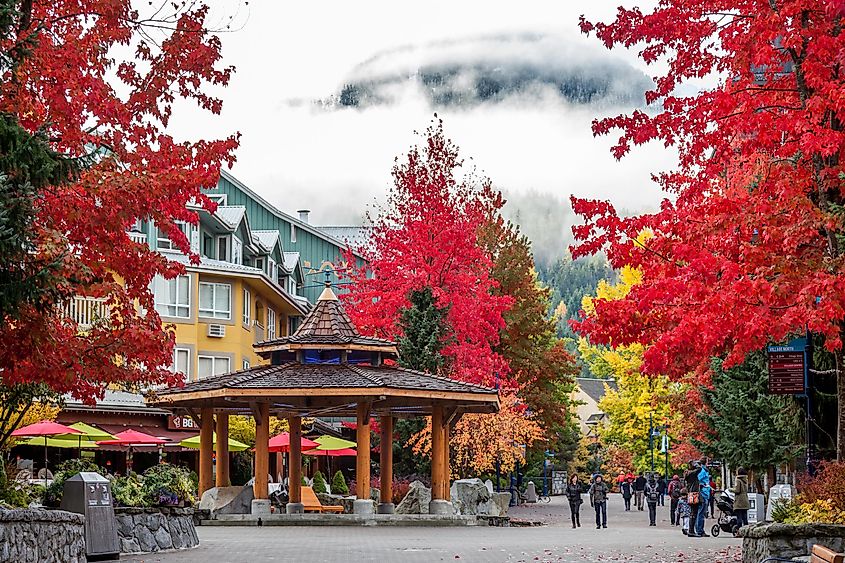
[289,278,297,295]
[199,282,231,319]
[232,235,242,265]
[154,275,190,318]
[202,233,214,258]
[156,221,191,251]
[290,224,296,243]
[216,235,229,262]
[198,355,230,378]
[207,193,227,205]
[242,288,251,325]
[268,258,277,282]
[171,347,191,382]
[255,257,264,272]
[268,308,277,340]
[242,358,250,370]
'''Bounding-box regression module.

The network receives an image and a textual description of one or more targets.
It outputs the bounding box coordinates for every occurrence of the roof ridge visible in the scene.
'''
[347,364,384,387]
[394,366,497,392]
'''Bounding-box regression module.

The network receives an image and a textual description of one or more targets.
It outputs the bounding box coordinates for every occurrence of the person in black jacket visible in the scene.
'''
[565,474,583,528]
[633,473,646,510]
[684,461,705,537]
[645,474,660,526]
[657,474,667,506]
[589,474,610,529]
[620,477,633,511]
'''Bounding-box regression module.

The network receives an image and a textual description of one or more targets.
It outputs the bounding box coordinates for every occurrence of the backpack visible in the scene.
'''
[646,484,659,503]
[669,481,682,500]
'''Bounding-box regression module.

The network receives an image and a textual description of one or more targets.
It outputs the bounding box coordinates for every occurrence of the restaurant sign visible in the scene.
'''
[167,415,198,431]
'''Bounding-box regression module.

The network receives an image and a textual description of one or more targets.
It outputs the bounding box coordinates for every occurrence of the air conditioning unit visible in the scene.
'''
[207,324,226,338]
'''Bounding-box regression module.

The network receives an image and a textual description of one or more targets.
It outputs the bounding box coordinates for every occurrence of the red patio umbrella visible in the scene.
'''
[12,420,82,485]
[97,430,168,472]
[267,432,318,453]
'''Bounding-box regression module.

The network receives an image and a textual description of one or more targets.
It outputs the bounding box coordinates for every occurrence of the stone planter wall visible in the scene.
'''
[114,507,198,554]
[0,508,85,563]
[739,522,845,563]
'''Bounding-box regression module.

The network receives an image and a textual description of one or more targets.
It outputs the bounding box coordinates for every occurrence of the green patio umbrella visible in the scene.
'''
[179,433,249,452]
[50,422,116,455]
[21,436,100,449]
[313,435,356,450]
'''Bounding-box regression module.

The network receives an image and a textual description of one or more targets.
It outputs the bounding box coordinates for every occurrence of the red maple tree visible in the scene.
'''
[343,119,513,387]
[0,2,238,401]
[572,2,845,457]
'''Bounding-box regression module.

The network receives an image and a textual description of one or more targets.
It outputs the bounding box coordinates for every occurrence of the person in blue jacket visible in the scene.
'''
[695,461,712,537]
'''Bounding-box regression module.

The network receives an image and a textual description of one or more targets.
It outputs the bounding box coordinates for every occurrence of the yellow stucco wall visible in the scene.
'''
[164,271,297,381]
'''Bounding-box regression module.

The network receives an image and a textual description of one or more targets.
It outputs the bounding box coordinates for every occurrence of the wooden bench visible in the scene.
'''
[301,486,344,513]
[811,545,845,563]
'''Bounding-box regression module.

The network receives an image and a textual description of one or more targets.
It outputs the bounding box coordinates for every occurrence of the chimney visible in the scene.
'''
[297,209,310,223]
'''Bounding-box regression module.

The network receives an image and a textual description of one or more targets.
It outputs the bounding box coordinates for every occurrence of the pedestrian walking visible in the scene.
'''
[667,474,682,525]
[566,474,583,528]
[695,461,712,537]
[684,461,703,537]
[657,474,667,506]
[589,474,609,529]
[645,474,660,526]
[677,488,691,535]
[620,477,633,511]
[633,472,646,510]
[731,467,750,531]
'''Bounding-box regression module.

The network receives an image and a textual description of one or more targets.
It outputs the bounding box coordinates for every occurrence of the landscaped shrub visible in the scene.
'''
[331,470,349,495]
[771,498,845,525]
[141,463,195,506]
[44,458,104,506]
[797,461,845,510]
[111,472,147,507]
[312,471,327,494]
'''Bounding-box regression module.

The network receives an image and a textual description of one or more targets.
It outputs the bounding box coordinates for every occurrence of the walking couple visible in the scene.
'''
[683,460,712,537]
[566,474,610,529]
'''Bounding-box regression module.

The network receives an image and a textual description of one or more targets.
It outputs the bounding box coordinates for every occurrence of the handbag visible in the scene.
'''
[687,491,700,505]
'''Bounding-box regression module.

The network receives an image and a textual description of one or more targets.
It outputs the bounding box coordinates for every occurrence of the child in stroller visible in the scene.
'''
[711,489,740,537]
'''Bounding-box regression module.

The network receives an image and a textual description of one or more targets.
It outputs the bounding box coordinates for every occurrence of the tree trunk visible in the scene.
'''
[837,323,845,461]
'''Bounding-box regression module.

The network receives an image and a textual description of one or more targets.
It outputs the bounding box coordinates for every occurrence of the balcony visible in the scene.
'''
[128,231,147,245]
[64,296,109,329]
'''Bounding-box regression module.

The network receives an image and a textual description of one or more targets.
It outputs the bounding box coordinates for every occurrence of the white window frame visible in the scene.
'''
[154,275,191,318]
[232,235,243,265]
[216,235,229,262]
[268,308,277,340]
[199,282,232,320]
[255,257,264,272]
[289,278,297,295]
[156,221,191,252]
[197,355,230,378]
[242,288,251,326]
[171,347,191,382]
[268,258,277,282]
[207,193,227,205]
[242,358,250,370]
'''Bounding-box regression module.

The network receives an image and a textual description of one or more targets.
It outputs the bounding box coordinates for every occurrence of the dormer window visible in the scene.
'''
[156,221,191,252]
[216,235,229,262]
[268,258,277,282]
[232,235,242,265]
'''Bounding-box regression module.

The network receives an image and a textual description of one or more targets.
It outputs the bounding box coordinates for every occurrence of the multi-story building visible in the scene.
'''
[52,171,367,471]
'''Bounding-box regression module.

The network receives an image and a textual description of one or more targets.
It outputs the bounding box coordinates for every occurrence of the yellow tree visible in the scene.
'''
[579,266,689,473]
[0,383,61,451]
[409,393,543,475]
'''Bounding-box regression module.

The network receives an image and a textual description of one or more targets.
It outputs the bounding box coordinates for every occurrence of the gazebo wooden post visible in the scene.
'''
[199,407,214,498]
[354,401,374,515]
[252,402,271,515]
[429,405,453,514]
[378,415,394,514]
[215,412,230,487]
[286,415,304,513]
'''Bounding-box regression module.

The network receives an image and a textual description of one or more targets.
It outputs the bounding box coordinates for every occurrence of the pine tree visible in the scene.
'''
[697,352,804,474]
[397,287,449,374]
[312,471,327,494]
[331,470,349,495]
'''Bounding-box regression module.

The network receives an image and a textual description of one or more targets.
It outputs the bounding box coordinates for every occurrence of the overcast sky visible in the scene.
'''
[165,0,675,238]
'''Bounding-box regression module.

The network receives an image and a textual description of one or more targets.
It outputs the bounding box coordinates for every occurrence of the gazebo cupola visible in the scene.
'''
[253,282,398,367]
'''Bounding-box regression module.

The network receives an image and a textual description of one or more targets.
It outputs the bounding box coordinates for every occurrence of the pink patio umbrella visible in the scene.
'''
[267,432,318,453]
[12,421,82,485]
[97,429,168,472]
[302,448,357,457]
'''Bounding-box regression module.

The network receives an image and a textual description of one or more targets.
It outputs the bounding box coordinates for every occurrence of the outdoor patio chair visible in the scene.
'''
[301,486,344,513]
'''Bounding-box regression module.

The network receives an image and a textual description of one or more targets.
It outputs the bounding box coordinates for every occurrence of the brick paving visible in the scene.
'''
[122,494,742,563]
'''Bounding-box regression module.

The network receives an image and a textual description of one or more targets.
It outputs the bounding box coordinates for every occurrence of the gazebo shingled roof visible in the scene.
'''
[147,281,499,514]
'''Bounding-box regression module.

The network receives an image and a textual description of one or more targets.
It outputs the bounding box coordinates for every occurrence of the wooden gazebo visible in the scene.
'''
[149,283,499,515]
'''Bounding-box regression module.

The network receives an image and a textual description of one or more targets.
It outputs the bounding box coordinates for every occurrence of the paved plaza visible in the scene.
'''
[123,494,742,563]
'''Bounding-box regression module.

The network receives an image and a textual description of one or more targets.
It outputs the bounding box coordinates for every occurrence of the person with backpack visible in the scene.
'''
[620,476,633,511]
[633,472,646,510]
[657,474,667,506]
[589,474,610,529]
[667,474,682,525]
[645,473,660,526]
[565,474,583,528]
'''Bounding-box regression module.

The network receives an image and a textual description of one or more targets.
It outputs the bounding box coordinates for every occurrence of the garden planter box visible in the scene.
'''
[739,522,845,563]
[114,507,198,554]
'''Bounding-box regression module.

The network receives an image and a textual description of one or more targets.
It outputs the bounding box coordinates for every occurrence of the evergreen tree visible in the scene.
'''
[697,352,804,474]
[397,287,450,374]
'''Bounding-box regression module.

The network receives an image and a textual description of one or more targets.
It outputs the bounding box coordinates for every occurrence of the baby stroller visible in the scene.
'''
[711,489,739,537]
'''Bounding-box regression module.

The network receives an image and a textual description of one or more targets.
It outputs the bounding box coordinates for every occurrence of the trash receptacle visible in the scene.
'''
[61,472,120,560]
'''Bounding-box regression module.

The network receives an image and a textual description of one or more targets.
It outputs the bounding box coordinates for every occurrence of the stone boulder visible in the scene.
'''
[395,481,431,514]
[450,478,491,515]
[199,485,254,515]
[489,492,511,517]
